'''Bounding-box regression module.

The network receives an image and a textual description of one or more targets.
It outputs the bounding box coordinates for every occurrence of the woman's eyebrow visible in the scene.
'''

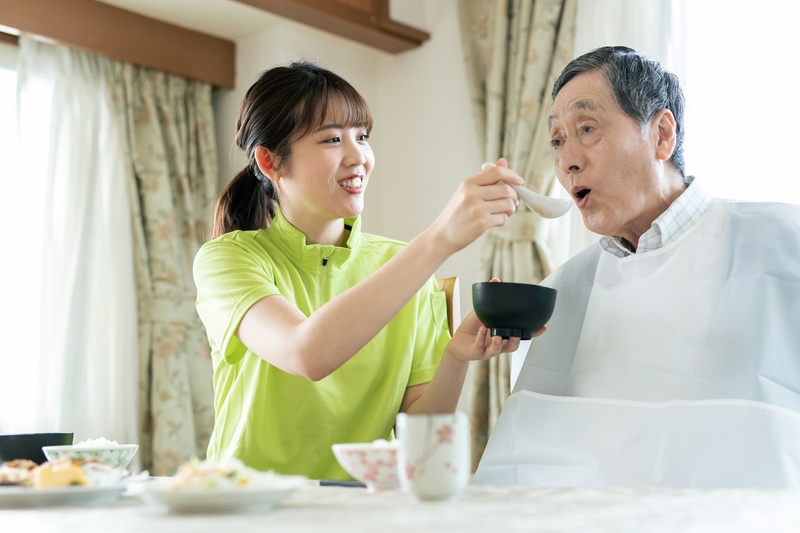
[315,123,345,132]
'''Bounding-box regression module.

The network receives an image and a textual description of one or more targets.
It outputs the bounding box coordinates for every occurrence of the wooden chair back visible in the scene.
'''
[435,277,461,336]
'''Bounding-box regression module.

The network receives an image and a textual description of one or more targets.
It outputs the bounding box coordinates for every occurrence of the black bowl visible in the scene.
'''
[472,282,557,340]
[0,433,74,465]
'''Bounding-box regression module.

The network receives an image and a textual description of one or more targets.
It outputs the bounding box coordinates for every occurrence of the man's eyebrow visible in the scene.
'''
[569,99,602,113]
[548,99,603,130]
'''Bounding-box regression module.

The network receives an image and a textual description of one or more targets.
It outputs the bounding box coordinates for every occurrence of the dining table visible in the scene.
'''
[3,479,800,533]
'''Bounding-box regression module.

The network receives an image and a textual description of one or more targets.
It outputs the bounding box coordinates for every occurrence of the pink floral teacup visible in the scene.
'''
[395,412,470,500]
[331,440,400,492]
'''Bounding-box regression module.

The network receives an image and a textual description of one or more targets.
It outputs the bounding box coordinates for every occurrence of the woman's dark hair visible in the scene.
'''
[213,61,373,238]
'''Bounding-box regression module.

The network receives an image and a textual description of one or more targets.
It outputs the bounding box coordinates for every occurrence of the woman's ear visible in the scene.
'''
[254,146,277,182]
[653,109,677,163]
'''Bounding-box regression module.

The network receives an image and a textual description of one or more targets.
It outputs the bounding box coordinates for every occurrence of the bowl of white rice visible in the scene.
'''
[42,438,139,469]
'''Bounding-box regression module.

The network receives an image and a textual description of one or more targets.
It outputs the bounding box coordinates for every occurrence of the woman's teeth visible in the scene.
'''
[338,177,362,189]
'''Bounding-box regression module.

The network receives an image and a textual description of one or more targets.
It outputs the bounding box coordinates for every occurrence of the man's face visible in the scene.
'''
[549,70,664,242]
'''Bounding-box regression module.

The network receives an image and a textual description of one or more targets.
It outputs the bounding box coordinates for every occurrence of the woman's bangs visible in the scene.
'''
[300,87,373,137]
[333,86,373,133]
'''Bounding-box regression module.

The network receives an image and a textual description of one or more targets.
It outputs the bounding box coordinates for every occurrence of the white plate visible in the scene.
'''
[135,476,308,513]
[0,484,128,508]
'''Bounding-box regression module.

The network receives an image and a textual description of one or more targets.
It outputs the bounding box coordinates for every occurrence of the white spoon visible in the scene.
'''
[481,162,572,219]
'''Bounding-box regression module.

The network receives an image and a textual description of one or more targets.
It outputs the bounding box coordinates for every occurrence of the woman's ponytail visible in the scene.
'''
[212,165,277,239]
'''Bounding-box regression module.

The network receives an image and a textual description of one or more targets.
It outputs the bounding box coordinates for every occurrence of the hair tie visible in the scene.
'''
[252,163,263,182]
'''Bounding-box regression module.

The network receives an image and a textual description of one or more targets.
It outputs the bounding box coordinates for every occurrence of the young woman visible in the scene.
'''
[194,62,527,480]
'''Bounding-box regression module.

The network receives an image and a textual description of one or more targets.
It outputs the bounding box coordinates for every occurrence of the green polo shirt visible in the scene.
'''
[193,209,450,479]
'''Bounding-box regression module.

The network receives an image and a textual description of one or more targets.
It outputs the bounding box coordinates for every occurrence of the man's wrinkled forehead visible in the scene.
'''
[548,70,615,132]
[548,98,605,131]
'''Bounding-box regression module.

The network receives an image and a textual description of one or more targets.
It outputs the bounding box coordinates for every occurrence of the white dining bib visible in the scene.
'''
[474,199,800,488]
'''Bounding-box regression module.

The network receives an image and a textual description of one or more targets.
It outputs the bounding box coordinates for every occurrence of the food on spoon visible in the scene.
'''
[0,459,38,486]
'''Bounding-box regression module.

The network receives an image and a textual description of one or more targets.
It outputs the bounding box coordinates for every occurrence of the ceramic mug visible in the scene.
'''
[395,412,470,500]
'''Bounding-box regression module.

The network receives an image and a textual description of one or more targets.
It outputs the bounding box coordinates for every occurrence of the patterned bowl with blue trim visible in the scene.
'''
[42,443,139,469]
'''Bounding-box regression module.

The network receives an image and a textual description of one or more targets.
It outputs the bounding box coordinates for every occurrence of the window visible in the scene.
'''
[0,41,47,432]
[683,1,800,203]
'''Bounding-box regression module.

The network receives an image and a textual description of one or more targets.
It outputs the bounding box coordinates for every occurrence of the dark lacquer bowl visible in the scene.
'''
[0,433,74,465]
[472,282,557,340]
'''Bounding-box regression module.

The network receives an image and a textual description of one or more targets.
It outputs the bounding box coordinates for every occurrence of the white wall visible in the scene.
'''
[212,0,482,411]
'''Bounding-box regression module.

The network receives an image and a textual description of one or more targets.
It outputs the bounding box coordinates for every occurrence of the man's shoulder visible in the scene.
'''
[714,199,800,236]
[710,199,800,260]
[714,198,800,222]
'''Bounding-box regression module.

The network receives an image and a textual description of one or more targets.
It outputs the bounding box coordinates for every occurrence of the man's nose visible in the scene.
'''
[556,141,583,174]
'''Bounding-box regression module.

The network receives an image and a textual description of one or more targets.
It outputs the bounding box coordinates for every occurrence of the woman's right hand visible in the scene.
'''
[428,158,523,254]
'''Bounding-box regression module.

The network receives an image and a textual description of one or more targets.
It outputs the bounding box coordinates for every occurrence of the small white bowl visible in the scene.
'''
[331,441,400,492]
[42,444,139,469]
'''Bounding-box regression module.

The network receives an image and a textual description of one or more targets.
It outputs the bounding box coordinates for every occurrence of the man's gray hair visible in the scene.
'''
[551,46,686,180]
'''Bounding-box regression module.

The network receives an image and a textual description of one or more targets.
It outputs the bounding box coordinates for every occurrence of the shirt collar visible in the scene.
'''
[267,207,362,270]
[600,177,710,258]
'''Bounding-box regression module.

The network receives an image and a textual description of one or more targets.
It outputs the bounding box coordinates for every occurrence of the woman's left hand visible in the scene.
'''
[445,311,520,361]
[445,278,546,362]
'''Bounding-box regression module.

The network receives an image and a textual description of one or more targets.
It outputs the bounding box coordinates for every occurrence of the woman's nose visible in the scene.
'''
[344,138,367,167]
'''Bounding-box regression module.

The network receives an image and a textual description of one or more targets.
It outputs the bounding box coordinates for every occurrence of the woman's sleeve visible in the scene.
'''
[407,277,452,387]
[193,237,282,365]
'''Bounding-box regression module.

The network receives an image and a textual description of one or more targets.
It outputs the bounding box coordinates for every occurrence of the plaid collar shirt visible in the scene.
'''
[599,177,711,258]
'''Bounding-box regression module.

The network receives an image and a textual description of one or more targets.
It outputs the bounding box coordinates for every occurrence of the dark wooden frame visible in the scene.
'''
[233,0,430,53]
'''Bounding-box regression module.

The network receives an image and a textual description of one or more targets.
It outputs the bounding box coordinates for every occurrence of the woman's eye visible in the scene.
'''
[359,134,370,141]
[323,136,341,144]
[550,139,563,149]
[581,126,594,134]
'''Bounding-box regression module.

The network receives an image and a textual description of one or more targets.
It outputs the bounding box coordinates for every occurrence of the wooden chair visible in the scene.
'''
[436,277,461,336]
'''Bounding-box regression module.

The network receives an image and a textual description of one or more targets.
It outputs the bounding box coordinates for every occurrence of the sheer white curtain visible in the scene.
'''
[546,0,686,269]
[10,38,139,447]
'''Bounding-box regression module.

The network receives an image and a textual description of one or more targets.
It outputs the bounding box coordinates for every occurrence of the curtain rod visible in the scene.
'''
[0,31,19,47]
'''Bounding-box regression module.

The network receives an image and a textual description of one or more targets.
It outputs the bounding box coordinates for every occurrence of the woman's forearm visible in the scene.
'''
[239,226,449,381]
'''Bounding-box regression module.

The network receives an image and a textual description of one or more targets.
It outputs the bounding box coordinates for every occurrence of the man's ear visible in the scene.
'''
[254,146,277,182]
[653,109,677,163]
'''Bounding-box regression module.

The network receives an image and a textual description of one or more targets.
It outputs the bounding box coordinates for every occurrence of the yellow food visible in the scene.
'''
[33,458,91,488]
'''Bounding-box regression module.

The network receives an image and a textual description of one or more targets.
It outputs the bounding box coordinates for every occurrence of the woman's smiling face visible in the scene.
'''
[276,100,375,231]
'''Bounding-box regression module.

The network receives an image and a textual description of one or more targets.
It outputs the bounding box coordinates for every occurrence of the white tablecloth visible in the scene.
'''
[3,481,800,532]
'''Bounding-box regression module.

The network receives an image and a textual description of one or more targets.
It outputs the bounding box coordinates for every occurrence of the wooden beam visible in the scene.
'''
[0,0,235,88]
[233,0,429,53]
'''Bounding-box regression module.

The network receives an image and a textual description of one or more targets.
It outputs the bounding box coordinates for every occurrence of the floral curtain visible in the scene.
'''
[114,65,218,476]
[457,0,577,471]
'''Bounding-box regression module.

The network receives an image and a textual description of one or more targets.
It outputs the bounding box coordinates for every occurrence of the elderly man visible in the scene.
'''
[473,46,800,488]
